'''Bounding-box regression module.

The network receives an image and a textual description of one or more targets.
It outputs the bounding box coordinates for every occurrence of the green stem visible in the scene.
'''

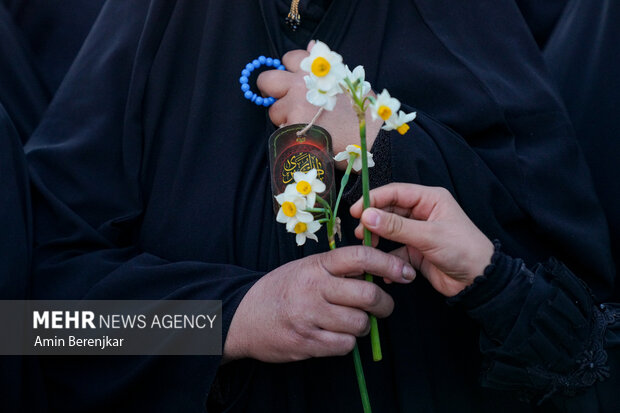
[357,110,382,362]
[326,225,372,413]
[353,343,372,413]
[305,207,327,213]
[330,155,356,231]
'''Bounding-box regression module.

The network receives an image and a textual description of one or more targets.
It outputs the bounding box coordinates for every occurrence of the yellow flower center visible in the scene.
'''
[378,105,392,121]
[294,222,308,234]
[311,57,331,77]
[397,123,410,135]
[296,181,312,195]
[282,201,297,217]
[352,144,361,150]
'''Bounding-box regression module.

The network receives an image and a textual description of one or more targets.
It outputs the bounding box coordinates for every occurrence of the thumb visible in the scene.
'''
[307,40,316,52]
[361,208,433,248]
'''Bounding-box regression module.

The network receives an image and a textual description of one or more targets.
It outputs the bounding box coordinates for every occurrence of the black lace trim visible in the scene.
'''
[528,302,615,404]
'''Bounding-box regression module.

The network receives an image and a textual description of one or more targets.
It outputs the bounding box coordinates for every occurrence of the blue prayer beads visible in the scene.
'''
[240,55,285,107]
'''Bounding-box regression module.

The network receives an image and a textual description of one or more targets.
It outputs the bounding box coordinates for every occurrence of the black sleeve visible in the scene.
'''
[24,1,262,411]
[448,241,620,411]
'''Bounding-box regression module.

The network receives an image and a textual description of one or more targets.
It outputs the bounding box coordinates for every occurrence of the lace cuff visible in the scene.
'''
[449,242,616,403]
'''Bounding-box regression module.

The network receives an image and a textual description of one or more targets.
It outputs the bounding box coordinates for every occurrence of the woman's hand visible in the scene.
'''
[224,246,416,363]
[256,42,383,165]
[350,183,494,297]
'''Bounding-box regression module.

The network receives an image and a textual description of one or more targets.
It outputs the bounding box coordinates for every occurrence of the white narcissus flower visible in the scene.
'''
[286,219,321,246]
[370,89,400,123]
[304,75,340,111]
[300,40,346,103]
[292,169,326,208]
[275,189,313,225]
[333,144,375,172]
[342,65,371,97]
[382,110,417,135]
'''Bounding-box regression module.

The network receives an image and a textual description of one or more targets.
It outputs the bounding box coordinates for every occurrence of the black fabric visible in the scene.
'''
[0,103,44,412]
[2,0,105,94]
[544,0,620,301]
[24,0,614,411]
[450,244,620,412]
[514,0,568,48]
[0,3,49,143]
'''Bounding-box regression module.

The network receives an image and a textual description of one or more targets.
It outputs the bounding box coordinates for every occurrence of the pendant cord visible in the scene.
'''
[285,0,301,31]
[297,107,324,136]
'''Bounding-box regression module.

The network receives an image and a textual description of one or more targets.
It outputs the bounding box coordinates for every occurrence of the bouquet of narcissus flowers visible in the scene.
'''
[273,41,416,413]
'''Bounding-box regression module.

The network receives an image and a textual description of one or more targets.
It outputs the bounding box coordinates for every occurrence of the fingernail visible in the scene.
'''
[402,264,416,281]
[364,209,379,227]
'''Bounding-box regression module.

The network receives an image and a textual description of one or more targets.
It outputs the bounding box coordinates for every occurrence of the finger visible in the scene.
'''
[323,278,395,318]
[268,98,289,126]
[257,70,295,99]
[282,49,310,72]
[353,223,380,246]
[361,208,435,250]
[350,183,450,221]
[307,40,315,52]
[351,203,411,220]
[390,245,424,270]
[306,330,356,358]
[315,305,370,337]
[319,246,416,283]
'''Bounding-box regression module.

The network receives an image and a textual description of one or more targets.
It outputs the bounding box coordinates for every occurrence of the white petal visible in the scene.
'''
[284,184,299,196]
[312,180,326,193]
[345,144,362,155]
[305,232,319,243]
[312,41,330,56]
[352,157,363,172]
[306,193,316,209]
[276,209,289,223]
[296,233,307,246]
[323,95,338,111]
[275,193,286,204]
[316,76,338,92]
[367,154,375,168]
[300,57,312,72]
[286,219,298,233]
[306,169,317,181]
[306,89,328,107]
[293,171,305,183]
[297,211,314,223]
[307,221,322,233]
[294,197,308,210]
[334,152,348,162]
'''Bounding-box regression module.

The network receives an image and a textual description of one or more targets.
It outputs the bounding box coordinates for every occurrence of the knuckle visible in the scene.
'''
[335,335,357,356]
[435,186,451,200]
[350,313,370,336]
[387,213,403,235]
[359,284,382,308]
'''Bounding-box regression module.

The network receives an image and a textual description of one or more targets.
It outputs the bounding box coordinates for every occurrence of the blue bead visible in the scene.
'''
[277,65,285,71]
[245,63,254,71]
[266,97,275,105]
[258,56,266,64]
[255,96,264,106]
[266,57,273,66]
[241,83,250,92]
[241,69,250,77]
[273,59,281,67]
[239,76,249,84]
[252,59,260,68]
[263,98,272,107]
[244,90,254,100]
[251,94,257,102]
